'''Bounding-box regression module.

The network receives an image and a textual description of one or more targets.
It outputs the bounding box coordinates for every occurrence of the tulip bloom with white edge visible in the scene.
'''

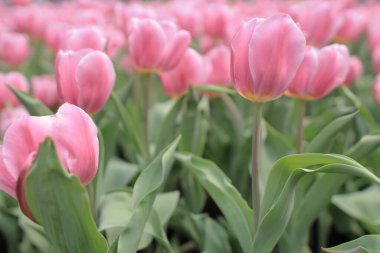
[230,13,306,103]
[55,49,116,114]
[0,103,99,218]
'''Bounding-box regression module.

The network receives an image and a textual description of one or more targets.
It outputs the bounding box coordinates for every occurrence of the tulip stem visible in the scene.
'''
[142,73,153,160]
[296,100,306,154]
[252,103,263,232]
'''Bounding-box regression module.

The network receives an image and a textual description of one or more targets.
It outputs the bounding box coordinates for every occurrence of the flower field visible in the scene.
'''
[1,0,380,252]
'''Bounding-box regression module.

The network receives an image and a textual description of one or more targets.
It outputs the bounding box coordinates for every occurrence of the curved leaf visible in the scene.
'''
[322,235,380,253]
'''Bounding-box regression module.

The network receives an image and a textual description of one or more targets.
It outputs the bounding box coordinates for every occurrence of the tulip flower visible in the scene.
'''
[0,72,29,110]
[0,32,30,66]
[128,18,191,72]
[344,56,363,87]
[230,13,306,103]
[31,75,60,108]
[0,103,98,215]
[0,106,28,136]
[60,26,107,51]
[55,49,116,114]
[336,9,367,43]
[204,45,230,87]
[230,13,306,231]
[160,48,206,97]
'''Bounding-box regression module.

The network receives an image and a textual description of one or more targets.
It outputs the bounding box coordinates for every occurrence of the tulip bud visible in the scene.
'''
[336,9,367,43]
[0,72,29,110]
[160,48,206,97]
[344,56,363,87]
[31,75,60,108]
[205,45,230,87]
[128,18,191,72]
[0,106,28,137]
[230,13,306,103]
[0,103,98,211]
[0,32,30,66]
[55,49,115,113]
[60,26,107,51]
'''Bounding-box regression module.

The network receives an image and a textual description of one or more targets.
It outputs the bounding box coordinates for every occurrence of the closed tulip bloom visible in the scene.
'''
[373,75,380,106]
[31,75,60,108]
[205,45,231,87]
[304,44,350,100]
[230,13,306,103]
[128,18,191,72]
[55,49,116,113]
[160,48,206,97]
[0,72,28,110]
[344,56,363,87]
[286,47,318,100]
[336,9,367,43]
[0,32,30,66]
[0,103,98,212]
[0,106,28,137]
[61,26,107,51]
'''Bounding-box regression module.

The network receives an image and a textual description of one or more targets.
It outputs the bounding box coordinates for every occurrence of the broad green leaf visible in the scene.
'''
[254,154,380,253]
[24,139,108,253]
[102,158,138,193]
[332,185,380,233]
[112,137,180,253]
[154,96,186,155]
[176,153,254,253]
[322,235,380,253]
[346,133,380,160]
[204,218,232,253]
[7,85,52,116]
[0,210,22,253]
[306,111,358,153]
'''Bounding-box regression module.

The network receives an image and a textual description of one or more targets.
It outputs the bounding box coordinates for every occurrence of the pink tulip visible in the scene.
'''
[344,56,363,87]
[31,75,60,108]
[286,47,319,100]
[373,74,380,106]
[0,106,28,136]
[170,2,203,37]
[160,48,206,97]
[0,103,98,215]
[128,18,191,72]
[303,44,350,100]
[336,9,367,43]
[205,45,230,87]
[230,13,306,103]
[0,32,30,66]
[60,26,107,51]
[292,1,341,47]
[55,49,116,114]
[0,72,28,110]
[202,3,230,39]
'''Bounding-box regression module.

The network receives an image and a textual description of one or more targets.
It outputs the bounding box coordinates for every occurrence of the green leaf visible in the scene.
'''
[6,85,52,116]
[102,158,138,193]
[332,185,380,233]
[204,218,232,253]
[254,154,380,253]
[346,133,380,160]
[112,137,180,253]
[176,153,254,253]
[192,85,236,95]
[24,139,108,253]
[306,111,358,153]
[322,235,380,253]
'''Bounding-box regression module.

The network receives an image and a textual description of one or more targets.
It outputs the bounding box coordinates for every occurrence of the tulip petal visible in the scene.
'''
[0,146,17,199]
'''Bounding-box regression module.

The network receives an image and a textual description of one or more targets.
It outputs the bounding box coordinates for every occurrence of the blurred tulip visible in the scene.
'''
[128,18,191,72]
[0,103,98,210]
[299,44,349,100]
[336,9,367,43]
[0,32,30,66]
[205,45,230,87]
[31,75,60,108]
[160,48,206,97]
[55,49,116,113]
[0,72,28,110]
[286,47,318,100]
[344,56,363,87]
[0,106,28,137]
[202,3,230,39]
[61,26,107,51]
[373,74,380,106]
[230,13,306,103]
[292,1,341,47]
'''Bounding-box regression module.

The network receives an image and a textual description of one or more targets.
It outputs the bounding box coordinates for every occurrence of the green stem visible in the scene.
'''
[141,73,153,159]
[252,103,263,232]
[296,100,306,154]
